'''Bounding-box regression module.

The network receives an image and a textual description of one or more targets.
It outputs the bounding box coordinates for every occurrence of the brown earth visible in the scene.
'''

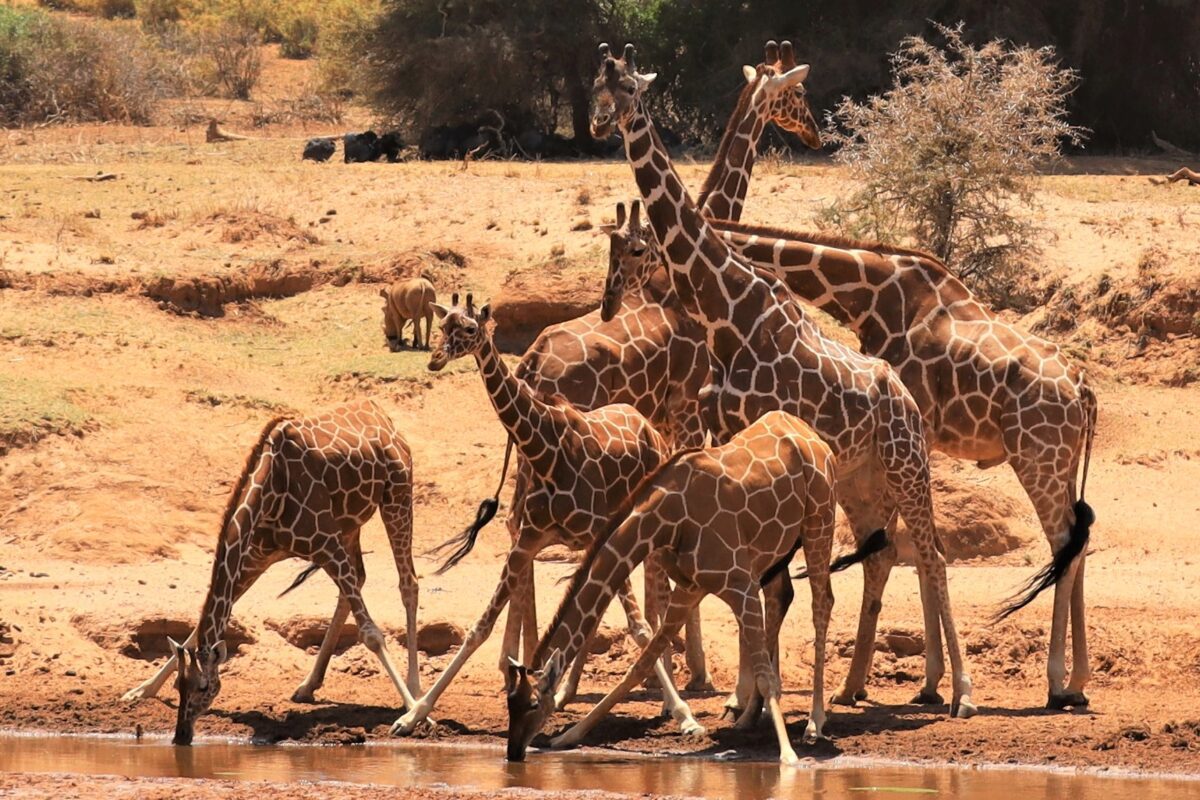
[3,58,1200,793]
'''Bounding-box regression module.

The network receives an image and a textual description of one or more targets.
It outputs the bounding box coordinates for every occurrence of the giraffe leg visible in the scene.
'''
[498,507,526,671]
[391,541,542,735]
[614,577,702,734]
[801,505,836,745]
[1008,453,1089,708]
[121,628,198,701]
[642,550,675,693]
[881,390,974,719]
[830,479,896,706]
[734,573,792,729]
[1067,548,1091,698]
[380,465,422,695]
[683,607,713,691]
[291,596,351,703]
[722,579,799,765]
[552,583,706,750]
[423,313,433,351]
[316,547,419,713]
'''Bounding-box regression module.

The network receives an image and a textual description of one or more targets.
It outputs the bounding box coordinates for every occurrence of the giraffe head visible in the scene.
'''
[748,40,820,149]
[428,294,489,371]
[746,41,819,148]
[599,199,656,322]
[170,637,227,746]
[504,651,566,761]
[590,43,656,139]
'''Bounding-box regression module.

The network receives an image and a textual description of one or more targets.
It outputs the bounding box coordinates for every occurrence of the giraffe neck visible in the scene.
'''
[475,335,565,480]
[532,507,664,671]
[620,96,783,355]
[716,225,978,355]
[696,81,760,222]
[196,445,278,652]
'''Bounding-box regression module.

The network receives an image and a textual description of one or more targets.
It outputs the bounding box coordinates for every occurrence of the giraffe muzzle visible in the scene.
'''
[428,350,449,372]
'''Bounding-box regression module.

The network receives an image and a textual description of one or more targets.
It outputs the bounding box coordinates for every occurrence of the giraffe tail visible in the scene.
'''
[278,562,322,598]
[424,435,513,575]
[789,528,888,581]
[994,382,1097,621]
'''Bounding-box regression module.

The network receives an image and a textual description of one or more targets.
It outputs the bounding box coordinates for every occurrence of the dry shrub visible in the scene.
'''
[821,23,1085,306]
[190,21,262,99]
[0,7,181,125]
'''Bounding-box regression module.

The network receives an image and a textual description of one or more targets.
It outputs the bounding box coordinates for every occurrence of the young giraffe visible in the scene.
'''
[592,43,977,717]
[504,410,844,763]
[706,219,1098,708]
[120,400,421,744]
[388,298,703,736]
[505,42,821,689]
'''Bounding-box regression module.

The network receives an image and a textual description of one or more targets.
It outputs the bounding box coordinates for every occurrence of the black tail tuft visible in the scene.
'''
[278,562,322,598]
[424,497,499,575]
[793,528,888,580]
[994,499,1093,622]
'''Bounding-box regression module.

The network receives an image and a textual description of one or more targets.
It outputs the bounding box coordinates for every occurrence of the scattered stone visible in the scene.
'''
[882,630,925,658]
[571,217,592,231]
[410,621,464,656]
[84,209,101,219]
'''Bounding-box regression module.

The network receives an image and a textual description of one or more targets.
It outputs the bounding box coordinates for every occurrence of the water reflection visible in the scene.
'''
[0,734,1196,799]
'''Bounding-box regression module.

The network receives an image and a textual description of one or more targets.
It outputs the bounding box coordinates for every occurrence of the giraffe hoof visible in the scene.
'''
[681,719,707,737]
[720,705,742,721]
[1047,691,1089,710]
[830,691,859,707]
[121,687,151,702]
[911,690,945,706]
[291,688,318,704]
[952,698,978,719]
[685,676,715,693]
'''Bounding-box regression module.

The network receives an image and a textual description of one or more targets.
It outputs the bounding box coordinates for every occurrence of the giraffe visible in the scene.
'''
[504,42,822,691]
[505,410,853,763]
[120,400,421,745]
[592,43,977,717]
[702,218,1098,708]
[388,297,704,736]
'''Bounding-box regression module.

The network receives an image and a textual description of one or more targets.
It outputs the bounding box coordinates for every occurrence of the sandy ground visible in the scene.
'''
[3,58,1200,796]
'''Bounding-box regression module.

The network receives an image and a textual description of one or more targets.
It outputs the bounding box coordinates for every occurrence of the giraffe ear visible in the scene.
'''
[168,636,184,657]
[431,303,450,319]
[214,640,228,664]
[536,649,566,693]
[504,657,526,694]
[636,72,657,91]
[742,65,757,84]
[780,64,810,87]
[477,303,491,324]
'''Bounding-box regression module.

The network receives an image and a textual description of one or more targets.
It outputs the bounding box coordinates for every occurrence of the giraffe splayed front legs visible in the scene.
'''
[121,401,421,744]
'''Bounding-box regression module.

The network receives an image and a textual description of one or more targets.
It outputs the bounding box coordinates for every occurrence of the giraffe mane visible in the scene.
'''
[695,73,760,212]
[531,444,706,668]
[712,219,951,273]
[218,416,286,545]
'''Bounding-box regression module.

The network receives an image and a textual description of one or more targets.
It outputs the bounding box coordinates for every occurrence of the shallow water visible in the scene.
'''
[1,734,1198,799]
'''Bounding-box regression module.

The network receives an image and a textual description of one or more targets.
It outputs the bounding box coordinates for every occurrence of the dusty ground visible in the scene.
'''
[3,57,1200,797]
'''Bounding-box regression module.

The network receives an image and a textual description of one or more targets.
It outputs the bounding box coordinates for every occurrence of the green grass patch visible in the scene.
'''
[0,375,93,454]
